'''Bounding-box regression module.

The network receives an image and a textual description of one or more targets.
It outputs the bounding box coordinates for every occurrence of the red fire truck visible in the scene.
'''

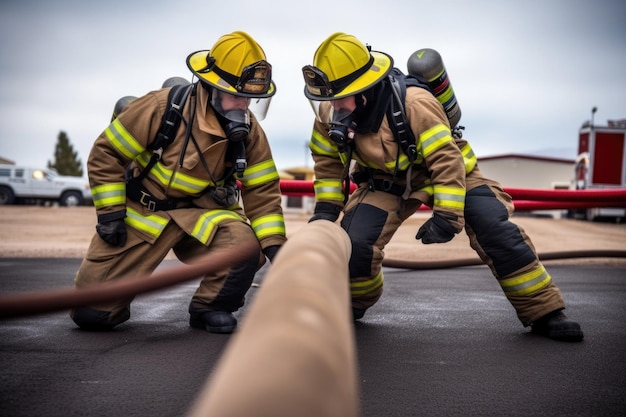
[573,118,626,221]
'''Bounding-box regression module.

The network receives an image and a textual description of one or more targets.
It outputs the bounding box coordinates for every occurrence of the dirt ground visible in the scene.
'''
[1,206,625,266]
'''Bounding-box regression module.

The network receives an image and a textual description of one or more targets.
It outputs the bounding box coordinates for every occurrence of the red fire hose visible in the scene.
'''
[279,180,626,210]
[0,182,624,319]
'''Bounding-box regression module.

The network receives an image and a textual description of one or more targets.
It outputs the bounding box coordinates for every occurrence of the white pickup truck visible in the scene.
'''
[0,164,92,206]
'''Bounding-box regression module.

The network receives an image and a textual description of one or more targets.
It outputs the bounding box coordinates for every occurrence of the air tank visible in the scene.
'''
[407,48,461,128]
[161,76,190,88]
[110,95,137,122]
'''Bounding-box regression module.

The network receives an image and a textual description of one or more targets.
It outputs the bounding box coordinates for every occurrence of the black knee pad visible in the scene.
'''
[465,185,536,276]
[341,203,388,277]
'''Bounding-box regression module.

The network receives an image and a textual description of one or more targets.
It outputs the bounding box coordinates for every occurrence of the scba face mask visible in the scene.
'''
[210,89,251,142]
[221,109,250,142]
[328,106,356,151]
[210,88,272,141]
[308,94,366,151]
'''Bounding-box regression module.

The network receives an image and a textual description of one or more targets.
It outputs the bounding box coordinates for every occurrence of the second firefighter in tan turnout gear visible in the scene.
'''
[303,32,583,341]
[71,31,286,334]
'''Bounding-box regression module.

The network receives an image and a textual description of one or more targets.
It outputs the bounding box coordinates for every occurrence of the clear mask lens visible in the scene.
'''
[248,96,271,121]
[330,106,354,125]
[211,89,271,122]
[306,98,355,125]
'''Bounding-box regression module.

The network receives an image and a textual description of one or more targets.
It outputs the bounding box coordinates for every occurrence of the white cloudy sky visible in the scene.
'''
[0,0,624,173]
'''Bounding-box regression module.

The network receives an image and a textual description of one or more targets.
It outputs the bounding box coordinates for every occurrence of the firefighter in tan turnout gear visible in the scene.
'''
[71,31,286,334]
[303,32,583,341]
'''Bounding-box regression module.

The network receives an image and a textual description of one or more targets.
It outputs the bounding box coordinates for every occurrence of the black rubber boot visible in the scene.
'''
[189,311,237,334]
[352,308,366,321]
[71,307,130,331]
[531,309,584,342]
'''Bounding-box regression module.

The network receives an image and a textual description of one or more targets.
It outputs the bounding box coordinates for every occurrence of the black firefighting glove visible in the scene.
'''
[308,202,342,223]
[415,212,458,244]
[263,245,281,263]
[96,210,127,247]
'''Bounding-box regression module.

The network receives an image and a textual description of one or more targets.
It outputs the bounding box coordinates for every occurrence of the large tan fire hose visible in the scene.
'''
[186,220,359,417]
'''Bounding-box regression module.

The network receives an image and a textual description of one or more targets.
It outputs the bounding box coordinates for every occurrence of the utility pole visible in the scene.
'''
[590,106,597,128]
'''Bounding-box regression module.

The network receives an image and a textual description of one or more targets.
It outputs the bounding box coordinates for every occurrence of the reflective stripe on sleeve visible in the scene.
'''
[251,213,286,240]
[309,130,339,157]
[433,185,465,210]
[91,182,126,209]
[419,123,452,157]
[239,160,280,187]
[314,179,344,202]
[461,143,477,174]
[104,119,145,160]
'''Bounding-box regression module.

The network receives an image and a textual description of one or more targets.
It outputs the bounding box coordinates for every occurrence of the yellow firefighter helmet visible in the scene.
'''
[186,31,276,98]
[303,32,393,100]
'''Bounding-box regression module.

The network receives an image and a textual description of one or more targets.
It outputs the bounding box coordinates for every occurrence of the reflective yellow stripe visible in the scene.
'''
[417,184,434,196]
[461,143,477,174]
[132,153,212,195]
[500,265,552,296]
[355,150,413,172]
[125,207,169,238]
[433,185,465,210]
[169,169,213,194]
[104,119,145,159]
[251,213,286,240]
[191,210,244,244]
[314,179,344,202]
[350,270,384,296]
[239,160,279,187]
[419,123,452,157]
[91,182,126,209]
[352,154,368,167]
[309,130,339,157]
[394,153,412,171]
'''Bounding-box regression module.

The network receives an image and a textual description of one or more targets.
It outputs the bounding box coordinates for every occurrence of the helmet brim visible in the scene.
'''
[186,50,276,98]
[304,51,394,100]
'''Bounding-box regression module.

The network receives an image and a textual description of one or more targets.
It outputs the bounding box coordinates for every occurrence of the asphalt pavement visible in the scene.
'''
[0,258,625,417]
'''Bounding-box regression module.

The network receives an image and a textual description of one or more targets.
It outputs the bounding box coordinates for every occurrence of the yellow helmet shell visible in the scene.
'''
[187,31,276,97]
[310,32,393,99]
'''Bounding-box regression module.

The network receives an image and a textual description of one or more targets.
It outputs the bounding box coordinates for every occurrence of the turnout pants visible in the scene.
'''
[70,220,261,328]
[341,168,565,326]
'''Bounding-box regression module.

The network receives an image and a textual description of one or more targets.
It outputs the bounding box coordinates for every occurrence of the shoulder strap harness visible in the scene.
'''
[385,69,432,199]
[124,83,193,211]
[134,83,194,182]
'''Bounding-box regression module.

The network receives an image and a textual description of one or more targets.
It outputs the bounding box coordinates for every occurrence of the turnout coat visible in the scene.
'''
[88,84,286,251]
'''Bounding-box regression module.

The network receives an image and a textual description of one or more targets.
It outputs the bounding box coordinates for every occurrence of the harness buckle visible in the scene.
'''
[382,179,394,192]
[139,190,157,212]
[152,147,164,160]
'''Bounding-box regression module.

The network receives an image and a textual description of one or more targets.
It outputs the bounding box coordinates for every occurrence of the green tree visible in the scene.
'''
[48,131,84,176]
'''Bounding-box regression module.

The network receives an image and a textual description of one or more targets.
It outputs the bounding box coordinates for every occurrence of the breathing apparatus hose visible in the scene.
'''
[0,247,624,320]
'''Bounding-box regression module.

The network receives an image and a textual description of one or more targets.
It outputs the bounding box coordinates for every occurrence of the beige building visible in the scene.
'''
[476,153,575,218]
[476,154,574,189]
